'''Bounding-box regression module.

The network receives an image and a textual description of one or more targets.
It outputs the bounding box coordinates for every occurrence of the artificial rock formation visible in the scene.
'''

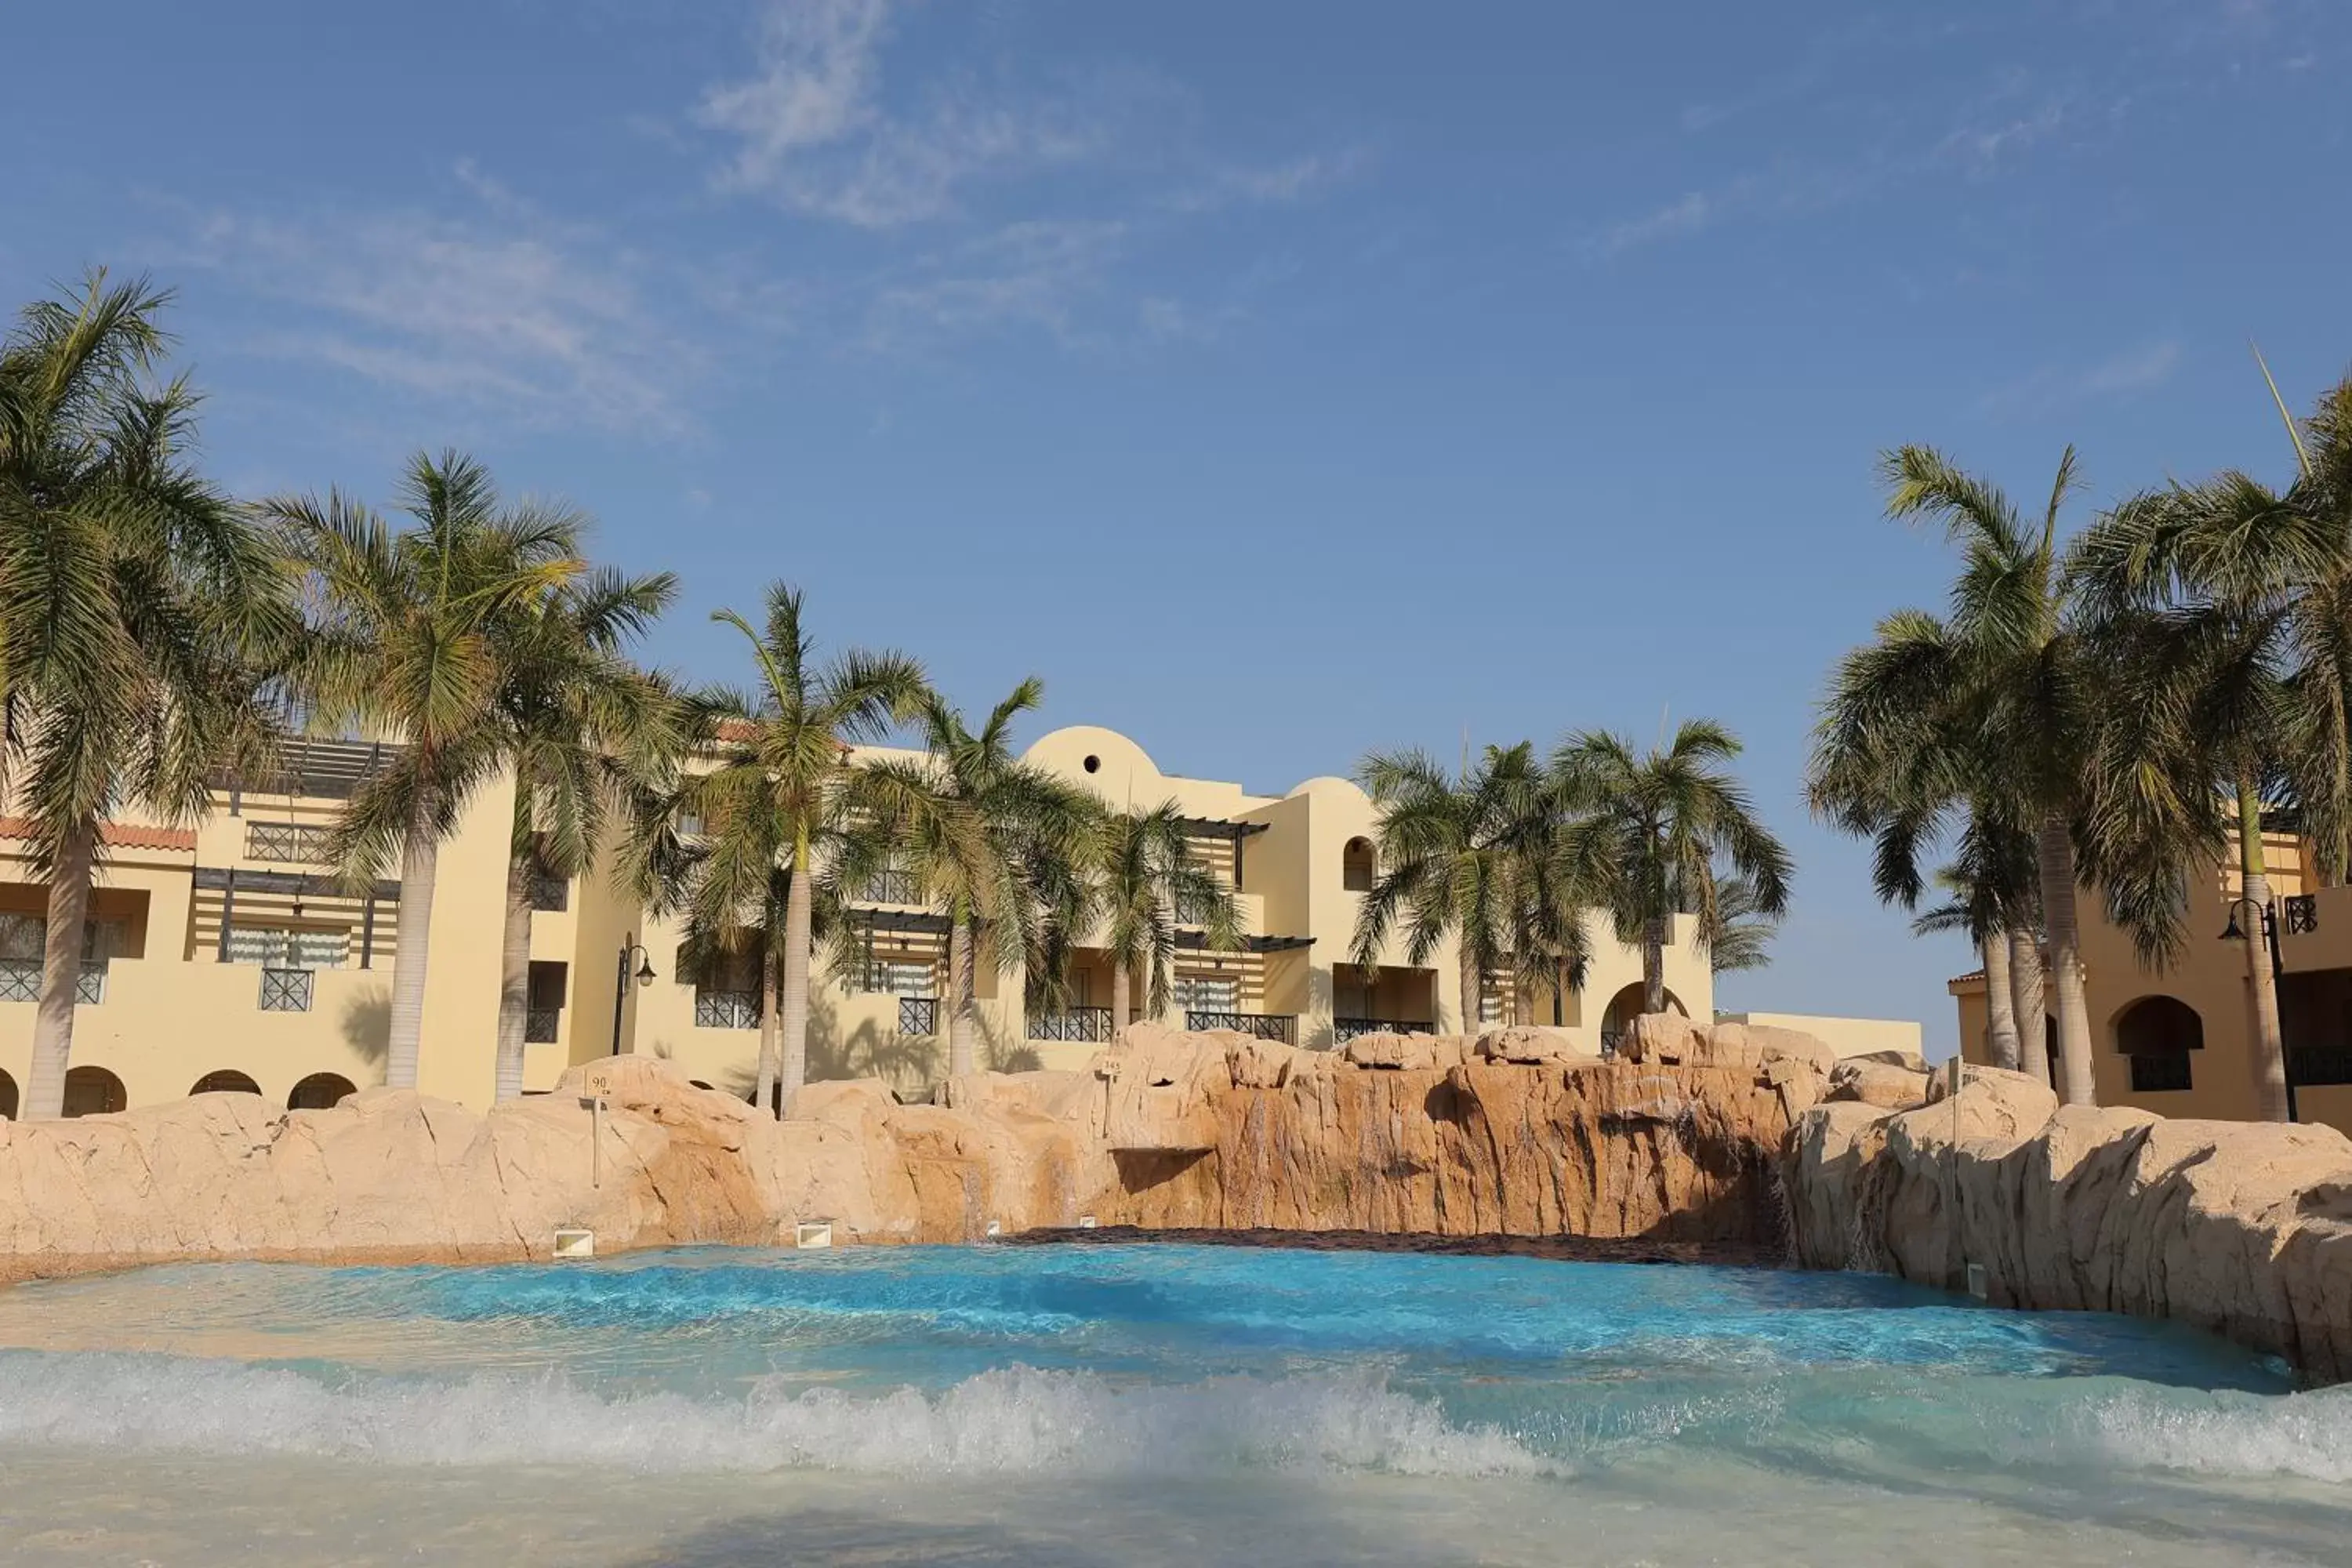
[1784,1064,2352,1384]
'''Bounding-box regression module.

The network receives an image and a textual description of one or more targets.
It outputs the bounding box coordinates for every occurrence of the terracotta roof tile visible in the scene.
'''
[0,816,198,853]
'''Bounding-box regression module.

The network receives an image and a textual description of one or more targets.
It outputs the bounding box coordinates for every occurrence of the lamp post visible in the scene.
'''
[2221,895,2299,1123]
[608,935,656,1057]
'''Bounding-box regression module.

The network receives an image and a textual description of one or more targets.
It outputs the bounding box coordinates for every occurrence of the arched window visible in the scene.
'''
[2114,996,2201,1093]
[0,1069,16,1120]
[190,1069,263,1097]
[62,1066,126,1118]
[288,1072,357,1110]
[1342,837,1377,892]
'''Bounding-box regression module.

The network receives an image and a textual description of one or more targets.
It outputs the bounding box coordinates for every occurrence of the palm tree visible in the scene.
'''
[267,451,583,1091]
[1906,813,2043,1076]
[1089,803,1240,1036]
[0,271,289,1119]
[1707,870,1783,977]
[1555,720,1791,1018]
[675,586,924,1113]
[1353,742,1555,1033]
[838,679,1095,1076]
[1810,448,2138,1106]
[490,565,678,1101]
[2067,376,2352,1122]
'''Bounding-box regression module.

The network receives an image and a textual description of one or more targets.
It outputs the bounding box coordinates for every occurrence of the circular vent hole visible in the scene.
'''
[1083,754,1102,773]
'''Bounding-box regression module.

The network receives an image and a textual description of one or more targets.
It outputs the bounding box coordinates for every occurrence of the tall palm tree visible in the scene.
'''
[2067,378,2352,1122]
[1810,448,2140,1106]
[1089,803,1240,1036]
[0,272,289,1119]
[838,679,1095,1076]
[1353,742,1555,1033]
[1554,720,1791,1017]
[490,565,678,1101]
[267,451,583,1091]
[1907,813,2042,1076]
[676,586,924,1113]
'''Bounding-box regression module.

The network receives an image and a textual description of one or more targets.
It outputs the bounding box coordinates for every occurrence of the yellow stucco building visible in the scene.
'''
[1949,819,2352,1138]
[0,724,1719,1116]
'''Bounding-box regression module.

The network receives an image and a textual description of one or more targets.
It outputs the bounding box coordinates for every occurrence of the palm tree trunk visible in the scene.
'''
[1642,916,1668,1016]
[2036,815,2096,1107]
[947,914,978,1076]
[1459,945,1483,1034]
[24,821,97,1120]
[754,943,780,1115]
[1110,960,1130,1042]
[2009,927,2049,1086]
[492,853,533,1102]
[1981,931,2021,1073]
[385,791,441,1091]
[778,829,814,1116]
[2238,778,2292,1123]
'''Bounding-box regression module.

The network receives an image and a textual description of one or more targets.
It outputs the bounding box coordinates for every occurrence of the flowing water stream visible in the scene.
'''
[0,1242,2342,1565]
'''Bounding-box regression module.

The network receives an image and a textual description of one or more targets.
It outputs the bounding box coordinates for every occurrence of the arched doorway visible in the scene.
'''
[190,1069,262,1097]
[0,1069,16,1120]
[287,1072,357,1110]
[1341,837,1377,892]
[2114,995,2201,1093]
[1600,982,1686,1053]
[62,1066,127,1118]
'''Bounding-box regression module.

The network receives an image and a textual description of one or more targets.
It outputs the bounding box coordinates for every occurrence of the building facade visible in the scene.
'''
[1949,819,2352,1138]
[0,724,1715,1116]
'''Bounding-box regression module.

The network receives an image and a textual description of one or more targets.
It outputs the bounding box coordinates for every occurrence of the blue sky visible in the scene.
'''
[6,0,2347,1054]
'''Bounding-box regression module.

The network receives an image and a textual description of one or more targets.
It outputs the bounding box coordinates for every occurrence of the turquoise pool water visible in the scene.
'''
[0,1243,2343,1565]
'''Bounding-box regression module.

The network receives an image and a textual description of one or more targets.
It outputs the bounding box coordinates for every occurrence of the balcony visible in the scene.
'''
[1333,1017,1432,1044]
[0,958,107,1005]
[245,821,336,864]
[526,1007,561,1044]
[694,989,760,1029]
[898,996,938,1035]
[1185,1010,1293,1041]
[1029,1005,1114,1043]
[258,967,314,1013]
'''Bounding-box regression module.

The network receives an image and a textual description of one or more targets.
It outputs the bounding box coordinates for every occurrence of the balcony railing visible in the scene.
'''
[860,869,920,905]
[259,967,314,1013]
[1333,1017,1431,1044]
[1186,1011,1293,1041]
[695,989,760,1029]
[2129,1052,2193,1092]
[898,996,938,1036]
[246,822,336,864]
[1029,1005,1114,1043]
[2284,894,2320,935]
[0,959,107,1005]
[525,1007,561,1044]
[2290,1046,2352,1087]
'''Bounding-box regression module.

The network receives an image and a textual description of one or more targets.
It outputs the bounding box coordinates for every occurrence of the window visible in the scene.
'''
[226,926,349,970]
[1479,986,1503,1025]
[1173,975,1238,1012]
[526,960,567,1043]
[864,959,934,996]
[2130,1053,2193,1092]
[860,866,919,905]
[528,864,569,913]
[1342,837,1377,893]
[0,913,118,1004]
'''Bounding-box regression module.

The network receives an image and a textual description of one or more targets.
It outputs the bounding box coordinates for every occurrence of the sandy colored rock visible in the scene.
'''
[1341,1032,1468,1071]
[1621,1011,1704,1063]
[1473,1026,1597,1065]
[1827,1058,1931,1111]
[1846,1047,1929,1073]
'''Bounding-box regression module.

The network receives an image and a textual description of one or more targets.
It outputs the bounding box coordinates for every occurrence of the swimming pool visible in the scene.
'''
[0,1243,2341,1566]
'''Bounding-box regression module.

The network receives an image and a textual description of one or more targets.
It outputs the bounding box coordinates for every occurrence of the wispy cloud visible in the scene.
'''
[180,176,702,434]
[865,219,1127,349]
[1976,339,2183,419]
[1163,150,1370,214]
[1597,192,1715,256]
[694,0,1099,227]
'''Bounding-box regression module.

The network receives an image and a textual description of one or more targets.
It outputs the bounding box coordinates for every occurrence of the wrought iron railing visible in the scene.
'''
[2129,1053,2194,1092]
[2290,1046,2352,1087]
[2284,894,2321,935]
[528,867,569,912]
[1186,1011,1293,1041]
[898,996,939,1035]
[525,1007,561,1044]
[1599,1030,1624,1058]
[1029,1005,1114,1043]
[695,989,760,1029]
[1332,1017,1432,1044]
[860,869,920,905]
[245,821,336,863]
[260,967,314,1013]
[0,959,107,1005]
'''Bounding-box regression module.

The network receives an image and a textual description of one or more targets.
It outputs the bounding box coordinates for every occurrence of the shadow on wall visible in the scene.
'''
[340,986,390,1066]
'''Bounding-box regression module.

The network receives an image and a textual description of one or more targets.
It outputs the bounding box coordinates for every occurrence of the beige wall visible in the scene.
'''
[1719,1011,1922,1060]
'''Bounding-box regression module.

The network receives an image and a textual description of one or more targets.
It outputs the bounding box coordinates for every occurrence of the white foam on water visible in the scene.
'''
[2083,1385,2352,1483]
[0,1352,1559,1478]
